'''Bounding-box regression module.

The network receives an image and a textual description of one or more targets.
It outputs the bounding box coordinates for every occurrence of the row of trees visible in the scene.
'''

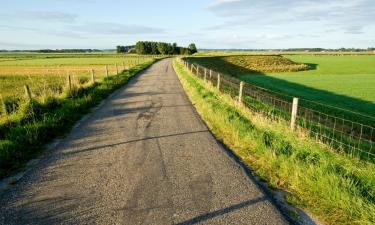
[116,45,135,53]
[133,41,197,55]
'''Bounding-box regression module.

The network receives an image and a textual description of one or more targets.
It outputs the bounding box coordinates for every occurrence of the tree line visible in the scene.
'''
[116,45,135,54]
[116,41,197,55]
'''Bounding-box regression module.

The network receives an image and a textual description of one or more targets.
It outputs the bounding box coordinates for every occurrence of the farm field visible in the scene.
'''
[187,54,375,126]
[194,50,375,56]
[0,54,154,100]
[0,53,157,178]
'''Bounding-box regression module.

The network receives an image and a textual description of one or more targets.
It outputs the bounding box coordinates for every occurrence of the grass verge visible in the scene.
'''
[173,59,375,225]
[0,59,157,179]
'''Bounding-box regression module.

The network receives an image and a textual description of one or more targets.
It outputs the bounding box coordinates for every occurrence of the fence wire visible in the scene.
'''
[181,59,375,162]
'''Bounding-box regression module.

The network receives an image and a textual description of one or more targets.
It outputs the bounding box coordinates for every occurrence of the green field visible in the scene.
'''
[187,54,375,126]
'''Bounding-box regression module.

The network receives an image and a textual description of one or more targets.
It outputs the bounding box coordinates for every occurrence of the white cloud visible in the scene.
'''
[206,0,375,34]
[20,11,78,23]
[67,22,165,35]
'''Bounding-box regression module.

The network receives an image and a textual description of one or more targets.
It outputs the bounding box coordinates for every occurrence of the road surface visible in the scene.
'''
[0,59,288,225]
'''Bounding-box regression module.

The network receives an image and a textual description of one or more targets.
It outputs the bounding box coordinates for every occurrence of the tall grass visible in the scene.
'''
[0,57,155,115]
[173,59,375,225]
[0,59,157,178]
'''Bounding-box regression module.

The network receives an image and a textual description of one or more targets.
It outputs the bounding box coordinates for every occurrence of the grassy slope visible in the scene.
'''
[0,59,156,178]
[187,55,309,74]
[173,59,375,225]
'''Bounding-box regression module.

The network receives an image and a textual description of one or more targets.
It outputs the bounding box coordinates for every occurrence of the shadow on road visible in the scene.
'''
[176,196,267,225]
[61,130,209,157]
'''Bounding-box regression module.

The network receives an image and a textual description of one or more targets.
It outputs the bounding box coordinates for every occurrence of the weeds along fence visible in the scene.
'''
[0,57,154,116]
[180,58,375,162]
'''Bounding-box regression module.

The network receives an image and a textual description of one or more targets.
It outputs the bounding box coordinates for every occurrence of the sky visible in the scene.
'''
[0,0,374,50]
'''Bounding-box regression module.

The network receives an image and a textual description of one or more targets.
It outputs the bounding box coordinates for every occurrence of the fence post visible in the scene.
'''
[105,65,109,78]
[238,81,244,104]
[67,73,72,92]
[122,62,125,71]
[217,74,221,90]
[115,63,119,75]
[91,69,95,83]
[196,65,199,75]
[0,94,7,115]
[210,69,212,79]
[290,97,299,131]
[24,84,32,100]
[204,68,207,82]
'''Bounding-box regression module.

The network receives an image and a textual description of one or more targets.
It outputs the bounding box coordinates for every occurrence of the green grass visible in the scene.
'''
[0,59,157,179]
[173,59,375,225]
[187,54,375,127]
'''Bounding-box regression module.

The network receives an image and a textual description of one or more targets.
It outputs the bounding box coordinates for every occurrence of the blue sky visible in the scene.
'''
[0,0,374,49]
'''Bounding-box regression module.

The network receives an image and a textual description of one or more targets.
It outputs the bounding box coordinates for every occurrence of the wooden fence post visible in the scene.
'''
[24,84,32,100]
[196,65,199,75]
[238,81,244,104]
[204,68,207,82]
[290,97,299,131]
[91,69,95,83]
[105,65,109,78]
[217,74,221,90]
[0,94,7,115]
[210,69,212,79]
[122,62,125,71]
[115,63,119,75]
[67,73,72,92]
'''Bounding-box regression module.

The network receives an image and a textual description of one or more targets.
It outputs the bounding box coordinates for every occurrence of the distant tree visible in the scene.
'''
[135,41,147,54]
[119,41,196,55]
[188,43,198,54]
[157,42,169,55]
[166,43,174,55]
[144,41,152,54]
[172,43,179,54]
[150,42,159,54]
[116,45,122,53]
[116,45,134,53]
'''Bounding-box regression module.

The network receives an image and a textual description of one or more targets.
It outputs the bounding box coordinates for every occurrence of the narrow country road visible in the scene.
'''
[0,59,288,225]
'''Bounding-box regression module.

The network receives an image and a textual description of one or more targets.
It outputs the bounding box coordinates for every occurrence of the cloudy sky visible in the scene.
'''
[0,0,374,49]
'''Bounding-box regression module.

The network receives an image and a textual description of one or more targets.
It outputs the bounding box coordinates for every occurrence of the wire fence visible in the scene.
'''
[0,57,155,116]
[180,59,375,162]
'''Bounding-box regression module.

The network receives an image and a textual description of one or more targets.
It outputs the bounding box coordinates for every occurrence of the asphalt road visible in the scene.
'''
[0,59,288,225]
